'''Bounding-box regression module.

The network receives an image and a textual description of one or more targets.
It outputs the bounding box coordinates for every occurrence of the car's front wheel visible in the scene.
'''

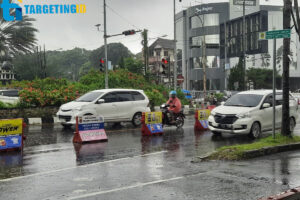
[212,131,221,136]
[62,124,72,129]
[249,122,261,139]
[132,112,142,127]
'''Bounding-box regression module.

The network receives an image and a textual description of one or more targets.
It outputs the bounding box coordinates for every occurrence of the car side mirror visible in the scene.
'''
[97,99,105,104]
[221,101,225,105]
[262,103,271,109]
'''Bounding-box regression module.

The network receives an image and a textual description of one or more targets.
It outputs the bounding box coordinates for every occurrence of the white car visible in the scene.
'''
[56,89,150,128]
[208,90,299,138]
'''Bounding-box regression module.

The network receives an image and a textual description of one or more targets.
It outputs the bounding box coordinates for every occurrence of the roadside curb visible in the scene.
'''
[258,186,300,200]
[194,143,300,162]
[25,116,60,125]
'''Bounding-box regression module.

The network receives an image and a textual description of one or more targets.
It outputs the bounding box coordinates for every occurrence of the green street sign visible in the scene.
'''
[259,29,291,40]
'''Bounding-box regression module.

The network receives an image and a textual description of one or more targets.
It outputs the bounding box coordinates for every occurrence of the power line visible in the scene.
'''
[105,3,141,30]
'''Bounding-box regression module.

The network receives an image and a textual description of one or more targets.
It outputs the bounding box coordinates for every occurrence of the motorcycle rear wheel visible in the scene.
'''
[175,116,184,128]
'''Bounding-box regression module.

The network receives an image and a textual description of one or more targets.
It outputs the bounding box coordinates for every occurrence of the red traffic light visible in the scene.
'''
[161,58,168,64]
[123,29,136,36]
[100,59,105,64]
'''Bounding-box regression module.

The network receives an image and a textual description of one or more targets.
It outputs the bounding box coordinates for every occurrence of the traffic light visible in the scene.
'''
[99,58,105,72]
[122,29,136,36]
[161,58,168,75]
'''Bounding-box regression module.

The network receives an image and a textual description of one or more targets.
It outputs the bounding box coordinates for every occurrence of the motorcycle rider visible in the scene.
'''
[166,91,182,124]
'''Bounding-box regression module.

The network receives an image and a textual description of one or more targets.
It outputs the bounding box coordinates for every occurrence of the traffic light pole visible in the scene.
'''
[104,0,108,89]
[173,0,177,90]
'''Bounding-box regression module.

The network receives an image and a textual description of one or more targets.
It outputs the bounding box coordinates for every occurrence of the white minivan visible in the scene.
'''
[208,90,298,138]
[56,89,150,128]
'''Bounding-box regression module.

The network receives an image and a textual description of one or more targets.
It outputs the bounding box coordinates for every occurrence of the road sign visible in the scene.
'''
[233,0,256,6]
[177,74,184,85]
[259,29,291,40]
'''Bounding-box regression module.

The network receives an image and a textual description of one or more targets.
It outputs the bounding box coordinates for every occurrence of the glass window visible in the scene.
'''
[191,35,219,47]
[191,13,219,29]
[131,91,145,101]
[116,92,133,102]
[225,94,264,107]
[206,56,219,68]
[76,92,103,102]
[164,51,169,57]
[101,92,119,103]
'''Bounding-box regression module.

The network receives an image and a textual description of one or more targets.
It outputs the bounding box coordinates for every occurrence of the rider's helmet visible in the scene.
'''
[170,90,177,99]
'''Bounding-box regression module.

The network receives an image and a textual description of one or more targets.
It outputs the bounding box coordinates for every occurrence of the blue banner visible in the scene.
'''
[0,135,22,150]
[147,124,163,134]
[199,120,209,129]
[78,123,104,131]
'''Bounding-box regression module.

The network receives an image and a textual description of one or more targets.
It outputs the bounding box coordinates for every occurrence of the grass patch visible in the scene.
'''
[208,134,300,160]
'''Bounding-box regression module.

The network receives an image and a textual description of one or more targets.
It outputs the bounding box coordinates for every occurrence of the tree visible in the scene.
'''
[123,57,143,74]
[89,43,132,68]
[247,68,280,89]
[0,8,37,60]
[282,0,292,136]
[228,57,245,91]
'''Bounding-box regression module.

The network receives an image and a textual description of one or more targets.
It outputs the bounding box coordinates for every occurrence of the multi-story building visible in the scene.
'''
[0,61,15,85]
[148,38,175,86]
[176,2,229,91]
[176,0,300,91]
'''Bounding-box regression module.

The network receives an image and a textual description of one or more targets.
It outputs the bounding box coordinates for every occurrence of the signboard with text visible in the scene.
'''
[233,0,256,6]
[259,29,291,40]
[142,112,163,136]
[0,118,23,151]
[73,115,107,143]
[145,112,162,125]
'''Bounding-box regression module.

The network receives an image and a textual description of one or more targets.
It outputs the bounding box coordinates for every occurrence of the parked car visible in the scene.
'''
[0,89,20,104]
[56,89,150,128]
[208,90,298,138]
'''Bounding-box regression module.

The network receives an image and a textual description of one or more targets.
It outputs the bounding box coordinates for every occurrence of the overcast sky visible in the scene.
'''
[19,0,282,54]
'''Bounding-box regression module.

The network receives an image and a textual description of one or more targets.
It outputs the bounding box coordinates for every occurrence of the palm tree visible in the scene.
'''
[0,6,38,61]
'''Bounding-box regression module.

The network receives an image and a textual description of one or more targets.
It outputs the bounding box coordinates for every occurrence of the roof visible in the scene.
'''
[149,38,175,51]
[238,90,282,95]
[91,88,143,93]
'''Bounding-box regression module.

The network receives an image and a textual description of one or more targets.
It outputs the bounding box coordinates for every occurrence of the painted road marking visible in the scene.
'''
[69,173,204,200]
[0,151,167,183]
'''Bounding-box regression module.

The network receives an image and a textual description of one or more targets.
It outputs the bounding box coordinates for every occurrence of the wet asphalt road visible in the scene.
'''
[0,116,300,200]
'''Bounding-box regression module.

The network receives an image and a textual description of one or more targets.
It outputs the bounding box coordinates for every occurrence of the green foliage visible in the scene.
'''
[145,89,166,109]
[176,89,189,105]
[228,57,245,91]
[89,43,132,68]
[123,57,143,74]
[247,67,280,89]
[0,15,37,61]
[8,69,182,108]
[12,78,84,107]
[214,93,224,102]
[208,134,300,160]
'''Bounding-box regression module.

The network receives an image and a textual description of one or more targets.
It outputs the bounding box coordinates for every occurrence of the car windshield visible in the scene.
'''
[224,94,264,107]
[75,92,103,102]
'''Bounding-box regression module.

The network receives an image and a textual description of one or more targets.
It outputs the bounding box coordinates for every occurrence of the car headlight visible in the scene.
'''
[73,107,82,111]
[237,112,251,118]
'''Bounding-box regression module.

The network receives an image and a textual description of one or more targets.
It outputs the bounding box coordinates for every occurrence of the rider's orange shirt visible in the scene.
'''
[167,97,182,114]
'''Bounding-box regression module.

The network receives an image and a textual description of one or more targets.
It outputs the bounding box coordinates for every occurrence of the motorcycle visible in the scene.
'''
[160,104,185,128]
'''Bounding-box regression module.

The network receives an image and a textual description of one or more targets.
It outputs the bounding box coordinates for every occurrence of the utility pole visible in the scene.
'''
[173,0,177,90]
[281,0,292,136]
[242,0,246,90]
[103,0,108,89]
[142,29,149,75]
[224,22,228,90]
[43,44,46,79]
